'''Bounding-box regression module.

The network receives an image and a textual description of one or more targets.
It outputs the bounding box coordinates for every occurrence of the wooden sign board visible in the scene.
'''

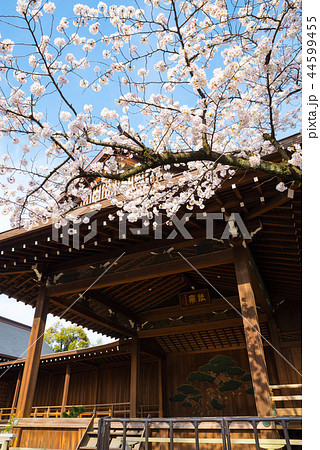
[179,289,211,308]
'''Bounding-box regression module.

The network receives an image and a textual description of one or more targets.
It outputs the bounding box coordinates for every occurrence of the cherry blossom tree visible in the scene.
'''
[0,0,302,229]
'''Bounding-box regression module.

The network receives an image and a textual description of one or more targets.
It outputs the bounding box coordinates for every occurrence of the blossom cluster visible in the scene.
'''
[0,0,302,228]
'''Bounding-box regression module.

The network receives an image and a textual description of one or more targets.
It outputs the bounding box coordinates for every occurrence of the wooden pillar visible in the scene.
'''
[15,283,49,418]
[61,363,71,415]
[233,245,273,417]
[245,249,289,385]
[158,359,163,418]
[10,369,22,415]
[267,318,289,385]
[130,338,140,418]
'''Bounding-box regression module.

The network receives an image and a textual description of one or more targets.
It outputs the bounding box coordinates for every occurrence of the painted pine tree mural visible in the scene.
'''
[170,355,253,416]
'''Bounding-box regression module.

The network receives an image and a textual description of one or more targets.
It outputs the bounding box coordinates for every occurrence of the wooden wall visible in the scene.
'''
[96,364,129,405]
[0,379,13,408]
[165,348,257,417]
[279,345,302,384]
[32,361,159,408]
[1,342,301,418]
[164,343,301,417]
[12,418,89,450]
[33,373,65,406]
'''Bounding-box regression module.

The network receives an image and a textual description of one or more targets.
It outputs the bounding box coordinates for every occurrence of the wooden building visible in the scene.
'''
[0,316,52,363]
[0,134,302,448]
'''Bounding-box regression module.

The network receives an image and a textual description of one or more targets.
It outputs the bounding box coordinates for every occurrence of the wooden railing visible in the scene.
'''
[97,416,302,449]
[1,403,159,420]
[80,181,121,206]
[27,403,130,418]
[0,408,11,421]
[79,172,158,207]
[138,405,160,418]
[270,383,302,416]
[77,403,131,418]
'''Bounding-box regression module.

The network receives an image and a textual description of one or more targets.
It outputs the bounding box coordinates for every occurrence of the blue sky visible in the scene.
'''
[0,215,112,346]
[0,0,301,346]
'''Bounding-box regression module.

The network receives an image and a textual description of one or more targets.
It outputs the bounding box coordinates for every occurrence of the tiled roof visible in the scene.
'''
[0,316,53,360]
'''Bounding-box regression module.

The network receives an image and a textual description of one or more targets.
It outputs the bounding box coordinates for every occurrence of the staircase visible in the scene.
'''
[77,418,146,450]
[77,417,98,450]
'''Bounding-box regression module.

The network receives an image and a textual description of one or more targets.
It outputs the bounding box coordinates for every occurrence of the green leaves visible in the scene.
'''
[44,321,90,352]
[62,406,86,418]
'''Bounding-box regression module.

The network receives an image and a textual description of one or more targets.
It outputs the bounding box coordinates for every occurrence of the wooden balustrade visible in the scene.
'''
[270,383,302,416]
[0,408,12,421]
[138,405,160,418]
[1,403,159,420]
[79,172,152,206]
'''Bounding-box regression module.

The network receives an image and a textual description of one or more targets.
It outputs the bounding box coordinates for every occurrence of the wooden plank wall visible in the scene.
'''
[14,427,85,449]
[31,361,159,408]
[12,418,90,450]
[166,349,257,417]
[0,379,13,407]
[165,345,302,418]
[33,373,65,406]
[1,344,301,418]
[96,364,129,405]
[279,345,302,384]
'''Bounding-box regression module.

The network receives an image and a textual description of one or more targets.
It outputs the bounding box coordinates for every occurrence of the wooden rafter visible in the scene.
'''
[85,290,138,322]
[45,235,225,276]
[49,297,137,337]
[47,248,233,297]
[244,189,294,221]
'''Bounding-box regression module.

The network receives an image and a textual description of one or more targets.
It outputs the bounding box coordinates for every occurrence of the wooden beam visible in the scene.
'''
[16,283,49,418]
[244,189,294,221]
[61,363,71,415]
[140,339,166,360]
[47,236,213,275]
[130,338,140,418]
[242,247,273,315]
[181,272,201,290]
[167,342,269,355]
[10,369,22,416]
[244,247,295,384]
[0,340,128,371]
[233,245,273,417]
[50,297,137,338]
[85,290,138,322]
[137,296,240,323]
[138,315,267,339]
[47,248,233,297]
